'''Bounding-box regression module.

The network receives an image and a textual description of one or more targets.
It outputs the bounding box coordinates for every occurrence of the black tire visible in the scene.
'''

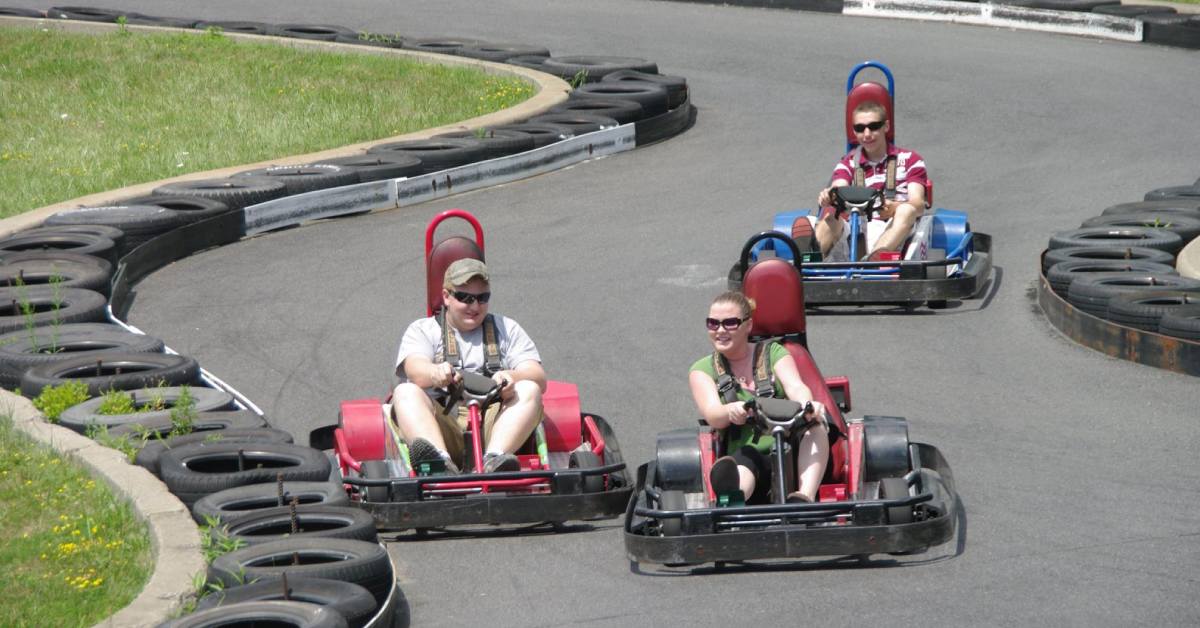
[1141,15,1200,49]
[526,113,620,135]
[432,129,536,160]
[365,138,490,175]
[208,538,391,603]
[194,577,376,628]
[20,225,126,258]
[0,323,162,388]
[401,38,484,55]
[569,450,606,494]
[152,176,288,212]
[160,442,332,507]
[1158,304,1200,341]
[192,481,351,525]
[109,409,269,439]
[489,123,575,149]
[0,8,44,17]
[1004,0,1110,9]
[117,195,231,225]
[1048,227,1183,254]
[540,56,658,82]
[1041,245,1176,274]
[0,286,108,336]
[1105,291,1200,331]
[602,70,689,110]
[658,489,686,537]
[1100,200,1200,217]
[0,258,110,295]
[1144,185,1200,202]
[311,155,423,183]
[194,21,271,35]
[0,232,118,265]
[863,416,910,483]
[124,15,198,28]
[47,6,142,21]
[333,32,405,48]
[550,98,645,124]
[267,24,356,41]
[160,600,348,628]
[0,250,112,278]
[1066,273,1200,319]
[879,477,914,525]
[136,427,293,476]
[457,43,551,62]
[1044,260,1177,297]
[43,205,186,255]
[224,505,378,546]
[19,351,200,398]
[1092,3,1176,16]
[1081,213,1200,246]
[571,82,670,117]
[504,55,550,71]
[360,459,391,503]
[234,165,360,196]
[59,386,236,435]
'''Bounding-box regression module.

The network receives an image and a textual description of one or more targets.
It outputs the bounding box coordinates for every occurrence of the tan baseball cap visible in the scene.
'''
[444,258,490,287]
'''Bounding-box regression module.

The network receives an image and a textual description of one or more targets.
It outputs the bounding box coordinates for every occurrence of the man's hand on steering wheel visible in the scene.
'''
[430,362,459,389]
[492,370,516,401]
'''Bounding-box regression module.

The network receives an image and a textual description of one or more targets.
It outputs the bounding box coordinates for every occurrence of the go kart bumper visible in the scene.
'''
[623,443,958,565]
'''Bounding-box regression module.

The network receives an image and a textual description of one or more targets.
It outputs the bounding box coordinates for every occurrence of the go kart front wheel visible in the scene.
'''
[658,489,686,537]
[361,460,391,503]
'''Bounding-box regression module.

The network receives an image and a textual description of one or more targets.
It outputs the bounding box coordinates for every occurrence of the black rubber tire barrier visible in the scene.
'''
[1041,245,1176,273]
[208,538,392,604]
[366,138,491,175]
[401,37,484,55]
[1092,3,1176,16]
[0,258,111,295]
[44,205,190,254]
[152,176,288,212]
[1142,15,1200,50]
[108,409,269,439]
[267,24,357,41]
[1105,291,1200,331]
[233,165,360,196]
[18,225,126,260]
[19,351,200,398]
[159,441,332,507]
[1044,259,1177,297]
[1158,304,1200,341]
[311,154,424,183]
[456,43,551,62]
[1004,0,1111,9]
[47,5,142,22]
[0,286,108,336]
[1048,226,1183,254]
[192,481,351,525]
[1066,272,1200,318]
[0,8,44,17]
[0,323,163,389]
[489,122,576,148]
[526,112,621,135]
[223,505,379,545]
[136,427,294,476]
[193,21,272,35]
[193,577,376,628]
[433,129,537,160]
[540,56,658,82]
[118,195,232,225]
[570,82,670,117]
[58,386,236,435]
[124,15,199,28]
[0,232,118,266]
[333,32,405,48]
[550,97,646,124]
[1100,200,1200,216]
[1144,184,1200,201]
[0,250,113,278]
[602,69,689,110]
[1081,212,1200,247]
[159,600,349,628]
[504,55,550,71]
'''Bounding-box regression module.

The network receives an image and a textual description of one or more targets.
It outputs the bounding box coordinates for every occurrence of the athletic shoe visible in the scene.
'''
[482,452,520,473]
[408,438,459,474]
[708,456,740,497]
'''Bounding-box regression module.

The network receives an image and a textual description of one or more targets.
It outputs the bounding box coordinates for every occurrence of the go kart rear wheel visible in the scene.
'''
[360,460,391,503]
[570,450,606,493]
[658,490,686,537]
[880,477,913,525]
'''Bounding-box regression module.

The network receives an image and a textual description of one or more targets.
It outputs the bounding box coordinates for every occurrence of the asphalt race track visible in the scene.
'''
[33,1,1200,625]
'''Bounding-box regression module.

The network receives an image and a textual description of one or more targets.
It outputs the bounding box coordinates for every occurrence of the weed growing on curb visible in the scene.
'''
[569,69,589,89]
[200,515,245,563]
[31,380,90,423]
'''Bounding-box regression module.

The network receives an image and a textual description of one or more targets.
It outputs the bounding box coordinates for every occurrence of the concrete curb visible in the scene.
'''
[0,16,572,238]
[2,390,205,628]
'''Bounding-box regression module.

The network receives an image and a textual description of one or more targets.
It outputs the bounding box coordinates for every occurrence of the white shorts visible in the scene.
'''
[807,215,891,262]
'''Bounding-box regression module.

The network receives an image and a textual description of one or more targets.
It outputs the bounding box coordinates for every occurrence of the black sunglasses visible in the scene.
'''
[852,120,886,133]
[451,290,491,305]
[705,317,746,331]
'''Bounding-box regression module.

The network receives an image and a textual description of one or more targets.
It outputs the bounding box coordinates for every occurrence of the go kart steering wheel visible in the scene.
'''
[742,397,817,438]
[830,185,885,218]
[446,369,507,407]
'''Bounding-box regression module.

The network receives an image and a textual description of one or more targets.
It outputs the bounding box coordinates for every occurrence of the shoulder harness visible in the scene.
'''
[436,311,503,376]
[854,151,898,201]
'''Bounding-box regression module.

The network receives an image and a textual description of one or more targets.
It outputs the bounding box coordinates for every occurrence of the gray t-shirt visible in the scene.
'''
[394,314,541,383]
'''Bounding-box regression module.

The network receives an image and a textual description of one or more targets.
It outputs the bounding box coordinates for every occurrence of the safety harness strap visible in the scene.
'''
[437,312,503,377]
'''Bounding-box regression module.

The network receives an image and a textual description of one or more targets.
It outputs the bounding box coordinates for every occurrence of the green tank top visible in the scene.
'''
[689,342,789,453]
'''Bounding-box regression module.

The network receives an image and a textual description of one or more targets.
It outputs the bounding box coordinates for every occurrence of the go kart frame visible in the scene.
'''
[732,61,993,309]
[311,209,632,531]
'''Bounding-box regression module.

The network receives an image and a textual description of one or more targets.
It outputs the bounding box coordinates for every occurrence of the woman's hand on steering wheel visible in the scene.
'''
[724,401,750,426]
[804,400,826,424]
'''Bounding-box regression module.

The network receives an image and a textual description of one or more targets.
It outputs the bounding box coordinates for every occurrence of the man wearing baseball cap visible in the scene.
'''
[391,258,546,474]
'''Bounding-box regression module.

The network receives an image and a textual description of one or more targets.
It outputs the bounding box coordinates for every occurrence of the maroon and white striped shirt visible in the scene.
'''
[831,144,928,203]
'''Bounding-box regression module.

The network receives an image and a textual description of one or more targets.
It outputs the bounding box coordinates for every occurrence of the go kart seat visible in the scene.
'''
[426,236,483,316]
[845,81,894,150]
[742,257,849,485]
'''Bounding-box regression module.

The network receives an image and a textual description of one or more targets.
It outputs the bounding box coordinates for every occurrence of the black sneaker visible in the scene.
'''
[408,438,459,474]
[482,452,520,473]
[709,456,740,497]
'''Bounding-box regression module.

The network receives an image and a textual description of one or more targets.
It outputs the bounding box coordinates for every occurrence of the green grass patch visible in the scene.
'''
[0,27,535,217]
[0,414,152,627]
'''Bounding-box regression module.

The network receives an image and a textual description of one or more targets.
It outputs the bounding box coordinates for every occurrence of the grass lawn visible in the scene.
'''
[0,26,534,217]
[0,414,153,627]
